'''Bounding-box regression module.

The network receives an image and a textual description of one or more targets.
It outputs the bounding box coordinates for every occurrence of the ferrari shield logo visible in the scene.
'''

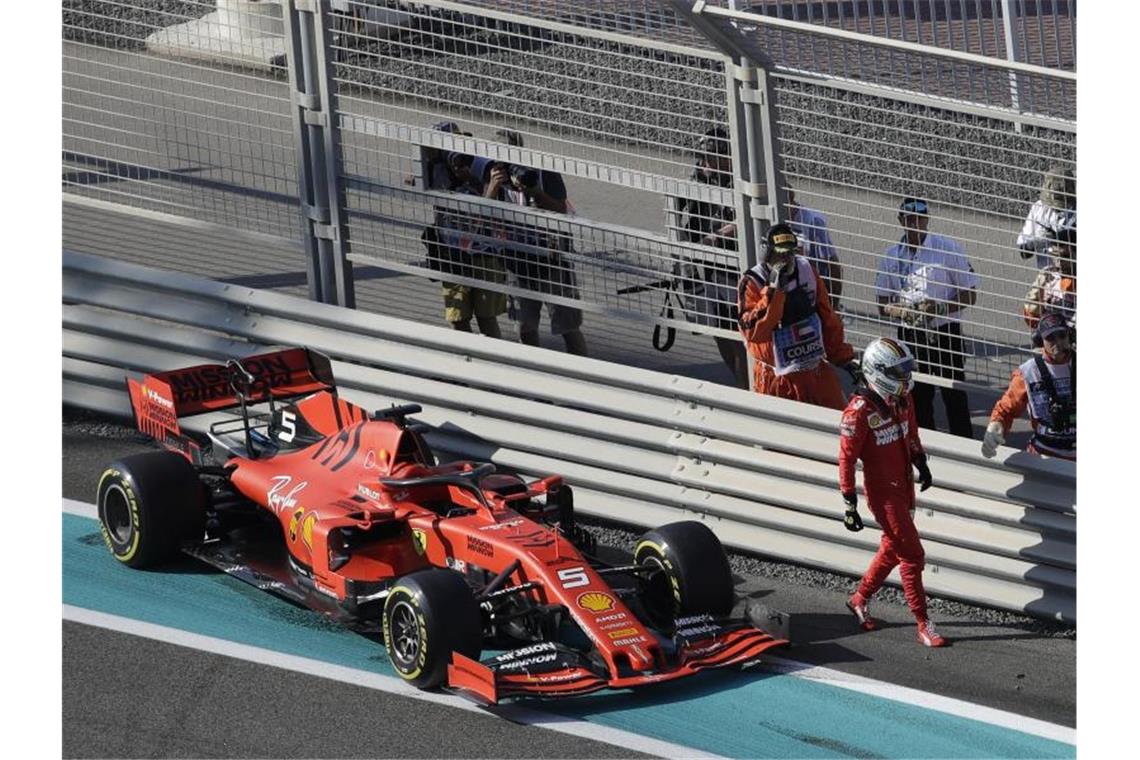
[412,529,428,556]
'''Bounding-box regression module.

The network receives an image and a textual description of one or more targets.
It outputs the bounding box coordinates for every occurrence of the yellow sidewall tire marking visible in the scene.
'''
[385,586,425,681]
[636,539,681,607]
[98,470,141,563]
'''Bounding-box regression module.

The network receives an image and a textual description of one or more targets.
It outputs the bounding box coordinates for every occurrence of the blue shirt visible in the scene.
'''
[875,233,978,328]
[790,207,838,281]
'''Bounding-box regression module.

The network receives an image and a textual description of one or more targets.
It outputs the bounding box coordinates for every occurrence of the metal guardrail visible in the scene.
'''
[62,250,1075,621]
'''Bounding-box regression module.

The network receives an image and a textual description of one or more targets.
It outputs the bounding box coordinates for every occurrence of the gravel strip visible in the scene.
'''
[63,0,211,50]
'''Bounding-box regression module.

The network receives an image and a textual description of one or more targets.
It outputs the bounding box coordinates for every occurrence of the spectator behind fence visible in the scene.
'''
[875,197,978,438]
[674,127,749,389]
[787,188,843,307]
[1017,164,1075,270]
[983,313,1075,461]
[482,130,587,356]
[738,223,857,409]
[1022,225,1076,332]
[420,122,507,338]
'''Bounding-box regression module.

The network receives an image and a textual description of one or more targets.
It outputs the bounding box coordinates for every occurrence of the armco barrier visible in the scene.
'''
[62,250,1075,621]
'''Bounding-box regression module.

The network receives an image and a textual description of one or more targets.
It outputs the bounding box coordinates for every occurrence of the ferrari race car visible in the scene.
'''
[96,347,786,702]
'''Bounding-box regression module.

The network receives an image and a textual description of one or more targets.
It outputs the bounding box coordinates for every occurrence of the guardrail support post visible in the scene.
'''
[283,0,354,307]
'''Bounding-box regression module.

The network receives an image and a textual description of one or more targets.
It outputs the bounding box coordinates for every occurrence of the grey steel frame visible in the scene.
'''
[284,0,354,306]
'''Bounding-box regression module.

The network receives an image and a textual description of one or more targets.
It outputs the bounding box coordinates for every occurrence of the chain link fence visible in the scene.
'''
[63,1,302,245]
[328,0,748,361]
[61,0,1076,397]
[721,8,1076,389]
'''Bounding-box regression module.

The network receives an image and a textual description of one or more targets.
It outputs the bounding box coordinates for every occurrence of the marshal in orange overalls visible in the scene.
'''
[737,256,854,409]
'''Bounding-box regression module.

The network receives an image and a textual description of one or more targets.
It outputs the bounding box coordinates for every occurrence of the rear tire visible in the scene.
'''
[383,569,482,689]
[634,521,734,625]
[96,452,206,569]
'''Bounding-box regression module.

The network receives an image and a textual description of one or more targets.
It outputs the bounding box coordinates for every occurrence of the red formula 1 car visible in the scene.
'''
[96,347,786,702]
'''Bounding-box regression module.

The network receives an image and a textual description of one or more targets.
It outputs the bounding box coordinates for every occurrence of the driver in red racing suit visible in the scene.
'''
[838,337,946,648]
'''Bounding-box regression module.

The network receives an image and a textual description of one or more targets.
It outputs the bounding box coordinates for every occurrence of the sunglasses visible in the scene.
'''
[900,201,929,215]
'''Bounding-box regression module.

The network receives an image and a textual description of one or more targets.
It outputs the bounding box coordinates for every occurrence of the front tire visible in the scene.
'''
[634,521,734,625]
[96,451,206,569]
[383,569,482,689]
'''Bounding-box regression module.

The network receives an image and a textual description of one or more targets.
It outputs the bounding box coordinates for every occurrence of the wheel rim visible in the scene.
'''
[388,599,421,669]
[640,554,676,618]
[102,484,133,546]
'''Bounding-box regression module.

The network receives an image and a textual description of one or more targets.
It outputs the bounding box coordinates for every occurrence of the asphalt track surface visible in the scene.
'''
[62,416,1074,759]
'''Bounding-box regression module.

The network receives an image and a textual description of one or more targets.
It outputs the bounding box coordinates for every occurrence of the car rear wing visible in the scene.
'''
[127,347,337,464]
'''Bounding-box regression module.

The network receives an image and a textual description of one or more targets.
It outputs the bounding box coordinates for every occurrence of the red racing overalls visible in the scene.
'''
[839,389,931,621]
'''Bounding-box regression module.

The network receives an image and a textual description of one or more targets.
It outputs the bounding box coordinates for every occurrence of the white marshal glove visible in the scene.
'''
[981,420,1005,459]
[766,258,792,287]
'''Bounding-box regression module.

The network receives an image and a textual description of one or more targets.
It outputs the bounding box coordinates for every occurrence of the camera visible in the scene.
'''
[1047,398,1074,431]
[466,156,540,189]
[509,164,541,189]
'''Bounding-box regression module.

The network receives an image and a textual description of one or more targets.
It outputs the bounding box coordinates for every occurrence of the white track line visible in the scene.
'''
[63,605,722,760]
[64,498,97,519]
[763,656,1075,745]
[65,498,1075,747]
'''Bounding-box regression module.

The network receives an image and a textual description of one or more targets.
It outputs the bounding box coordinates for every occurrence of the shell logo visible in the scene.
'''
[577,591,615,613]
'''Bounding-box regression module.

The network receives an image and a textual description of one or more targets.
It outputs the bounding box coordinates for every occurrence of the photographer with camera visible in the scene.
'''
[421,122,507,338]
[481,130,587,356]
[983,312,1075,461]
[675,126,749,388]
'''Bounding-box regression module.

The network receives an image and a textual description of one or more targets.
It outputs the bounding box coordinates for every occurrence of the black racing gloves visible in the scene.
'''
[840,359,862,384]
[842,491,863,532]
[914,454,933,492]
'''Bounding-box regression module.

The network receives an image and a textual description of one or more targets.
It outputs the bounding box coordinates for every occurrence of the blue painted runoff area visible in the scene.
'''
[64,514,1073,759]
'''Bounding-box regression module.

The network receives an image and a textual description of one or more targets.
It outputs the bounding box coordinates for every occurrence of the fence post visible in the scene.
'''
[1001,0,1025,132]
[663,2,787,253]
[282,0,354,307]
[664,0,789,393]
[308,0,354,308]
